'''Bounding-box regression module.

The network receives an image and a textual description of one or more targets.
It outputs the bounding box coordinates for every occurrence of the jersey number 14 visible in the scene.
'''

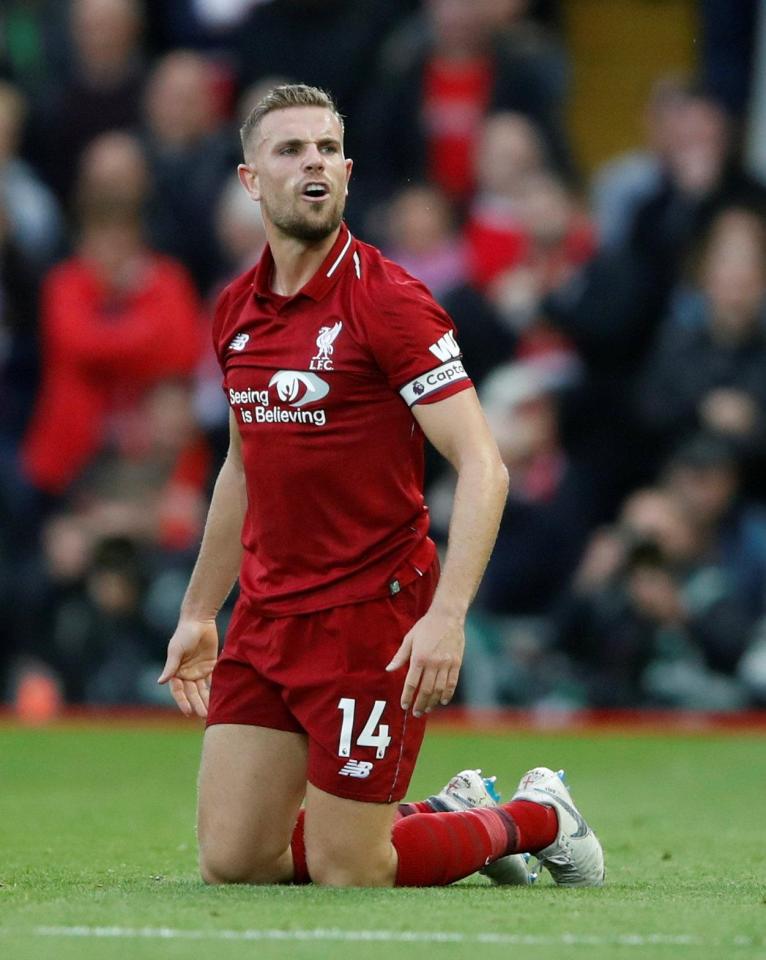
[337,698,392,759]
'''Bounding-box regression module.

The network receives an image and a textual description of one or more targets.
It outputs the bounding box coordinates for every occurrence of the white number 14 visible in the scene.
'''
[337,698,392,759]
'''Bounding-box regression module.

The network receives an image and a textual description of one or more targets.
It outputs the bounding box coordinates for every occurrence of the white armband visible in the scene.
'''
[399,359,469,407]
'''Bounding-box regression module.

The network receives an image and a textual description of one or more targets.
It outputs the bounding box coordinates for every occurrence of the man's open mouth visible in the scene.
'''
[302,183,330,200]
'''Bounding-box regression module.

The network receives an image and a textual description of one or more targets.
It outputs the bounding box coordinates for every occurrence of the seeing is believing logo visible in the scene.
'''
[269,371,329,407]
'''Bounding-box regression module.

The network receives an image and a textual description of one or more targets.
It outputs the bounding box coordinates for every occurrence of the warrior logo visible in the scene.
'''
[429,331,460,362]
[310,321,343,370]
[268,370,330,407]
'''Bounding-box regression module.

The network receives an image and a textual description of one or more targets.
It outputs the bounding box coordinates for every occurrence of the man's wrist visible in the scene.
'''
[428,592,469,622]
[179,605,219,624]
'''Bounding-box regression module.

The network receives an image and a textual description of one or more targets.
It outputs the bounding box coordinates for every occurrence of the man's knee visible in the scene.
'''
[199,844,291,886]
[306,838,396,888]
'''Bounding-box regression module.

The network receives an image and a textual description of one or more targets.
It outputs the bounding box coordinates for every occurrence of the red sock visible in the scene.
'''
[393,807,518,886]
[501,800,558,853]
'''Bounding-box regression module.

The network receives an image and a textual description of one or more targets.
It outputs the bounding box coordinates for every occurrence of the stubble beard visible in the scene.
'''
[265,193,345,243]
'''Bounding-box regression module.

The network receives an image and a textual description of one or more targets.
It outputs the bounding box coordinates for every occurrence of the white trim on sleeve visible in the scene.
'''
[399,359,469,407]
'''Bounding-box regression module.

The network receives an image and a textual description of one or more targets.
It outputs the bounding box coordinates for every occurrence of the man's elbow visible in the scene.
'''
[467,449,509,495]
[496,459,510,496]
[492,457,510,498]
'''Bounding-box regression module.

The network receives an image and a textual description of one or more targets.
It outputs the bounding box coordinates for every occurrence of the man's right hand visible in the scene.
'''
[158,619,219,717]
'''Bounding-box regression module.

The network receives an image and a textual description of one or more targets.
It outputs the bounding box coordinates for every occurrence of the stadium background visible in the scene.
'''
[2,0,766,719]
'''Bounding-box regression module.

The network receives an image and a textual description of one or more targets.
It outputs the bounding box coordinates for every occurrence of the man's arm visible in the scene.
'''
[386,388,509,715]
[158,409,247,716]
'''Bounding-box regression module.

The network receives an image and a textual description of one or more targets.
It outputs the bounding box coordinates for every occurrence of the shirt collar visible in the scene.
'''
[253,222,355,304]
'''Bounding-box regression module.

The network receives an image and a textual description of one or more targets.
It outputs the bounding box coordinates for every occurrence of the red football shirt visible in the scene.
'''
[422,56,493,201]
[213,224,473,616]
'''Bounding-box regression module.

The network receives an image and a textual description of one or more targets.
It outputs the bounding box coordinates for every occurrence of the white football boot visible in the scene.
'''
[511,767,605,887]
[429,769,537,885]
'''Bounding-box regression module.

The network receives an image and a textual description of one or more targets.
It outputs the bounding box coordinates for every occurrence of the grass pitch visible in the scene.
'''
[1,721,764,960]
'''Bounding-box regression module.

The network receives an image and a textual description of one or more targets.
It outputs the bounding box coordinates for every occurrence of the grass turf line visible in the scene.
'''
[0,726,764,960]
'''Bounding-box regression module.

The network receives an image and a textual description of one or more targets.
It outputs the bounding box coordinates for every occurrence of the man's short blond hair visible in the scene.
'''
[239,83,343,158]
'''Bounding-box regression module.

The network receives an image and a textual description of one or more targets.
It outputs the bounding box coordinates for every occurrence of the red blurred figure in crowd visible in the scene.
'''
[22,194,202,495]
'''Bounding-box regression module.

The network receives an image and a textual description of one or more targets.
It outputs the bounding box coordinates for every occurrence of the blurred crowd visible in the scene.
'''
[2,0,766,713]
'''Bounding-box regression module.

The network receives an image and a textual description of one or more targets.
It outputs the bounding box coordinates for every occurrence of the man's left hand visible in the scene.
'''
[386,611,465,716]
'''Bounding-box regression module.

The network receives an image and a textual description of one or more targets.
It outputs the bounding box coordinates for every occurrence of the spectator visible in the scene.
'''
[474,359,595,616]
[37,0,146,201]
[636,207,766,471]
[627,86,766,328]
[75,129,151,211]
[442,120,589,388]
[142,50,234,291]
[462,170,590,385]
[662,433,766,621]
[73,379,212,555]
[15,382,212,700]
[11,513,93,692]
[41,535,165,704]
[382,183,466,298]
[21,194,203,497]
[469,169,596,302]
[463,110,548,286]
[557,487,752,708]
[430,359,595,706]
[430,359,592,614]
[0,80,63,267]
[591,75,690,252]
[358,0,573,212]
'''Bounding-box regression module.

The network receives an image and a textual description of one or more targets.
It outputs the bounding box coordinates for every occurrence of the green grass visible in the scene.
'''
[1,723,764,960]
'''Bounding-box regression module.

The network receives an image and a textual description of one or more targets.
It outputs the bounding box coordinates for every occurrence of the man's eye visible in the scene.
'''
[280,146,298,155]
[321,144,338,154]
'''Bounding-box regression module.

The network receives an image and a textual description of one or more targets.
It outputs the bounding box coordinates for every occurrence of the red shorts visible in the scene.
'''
[207,562,438,803]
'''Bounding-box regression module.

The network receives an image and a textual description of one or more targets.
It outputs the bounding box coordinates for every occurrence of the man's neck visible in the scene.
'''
[267,225,342,297]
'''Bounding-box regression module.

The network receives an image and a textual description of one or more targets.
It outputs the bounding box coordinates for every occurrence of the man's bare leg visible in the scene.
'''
[303,783,399,887]
[198,724,308,884]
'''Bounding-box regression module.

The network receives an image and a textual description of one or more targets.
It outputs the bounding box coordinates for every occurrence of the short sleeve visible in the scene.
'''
[363,270,473,407]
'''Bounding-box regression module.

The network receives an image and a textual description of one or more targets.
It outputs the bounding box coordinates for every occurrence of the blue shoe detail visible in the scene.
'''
[482,776,502,803]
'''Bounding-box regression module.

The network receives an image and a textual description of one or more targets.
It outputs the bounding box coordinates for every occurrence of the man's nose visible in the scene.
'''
[302,145,325,170]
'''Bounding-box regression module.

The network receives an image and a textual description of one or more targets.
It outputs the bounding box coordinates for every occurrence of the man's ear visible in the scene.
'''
[237,162,260,201]
[344,157,353,196]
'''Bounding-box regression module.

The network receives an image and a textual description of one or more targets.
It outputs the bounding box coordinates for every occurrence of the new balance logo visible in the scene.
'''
[429,332,460,362]
[338,760,374,779]
[229,333,250,352]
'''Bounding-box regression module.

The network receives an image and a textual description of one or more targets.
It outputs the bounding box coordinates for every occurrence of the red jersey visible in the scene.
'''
[23,254,202,494]
[422,56,493,201]
[213,224,472,616]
